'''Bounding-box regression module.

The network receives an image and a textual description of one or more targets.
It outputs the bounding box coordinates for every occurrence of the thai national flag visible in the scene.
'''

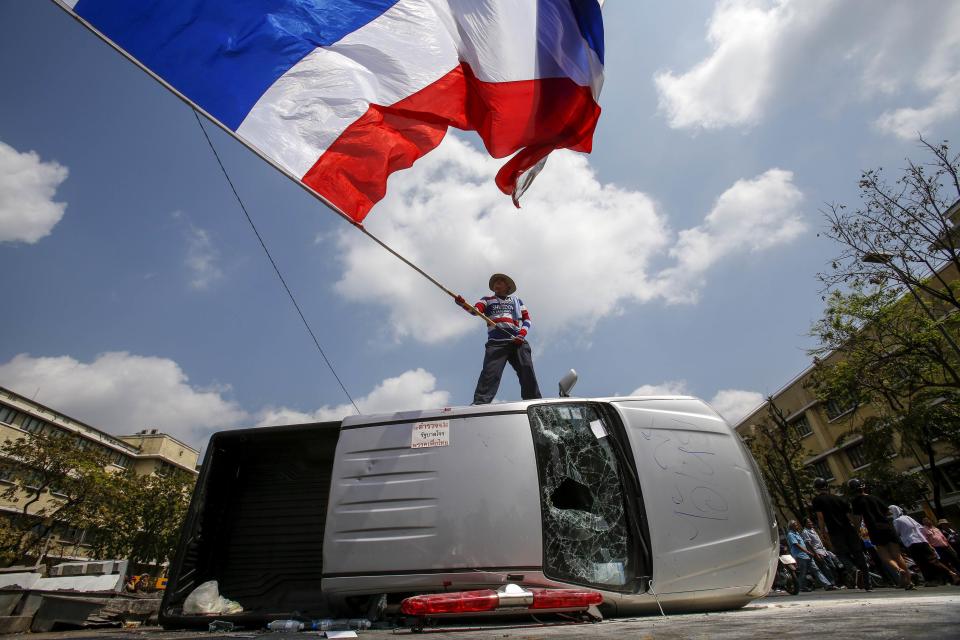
[62,1,605,222]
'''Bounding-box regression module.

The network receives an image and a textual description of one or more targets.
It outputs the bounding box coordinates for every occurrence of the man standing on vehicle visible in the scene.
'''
[455,273,542,404]
[811,478,872,591]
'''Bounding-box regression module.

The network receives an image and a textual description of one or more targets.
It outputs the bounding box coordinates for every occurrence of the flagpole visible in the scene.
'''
[356,226,496,327]
[48,0,495,329]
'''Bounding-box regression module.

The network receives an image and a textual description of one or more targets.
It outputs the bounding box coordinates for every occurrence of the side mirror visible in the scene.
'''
[558,369,578,397]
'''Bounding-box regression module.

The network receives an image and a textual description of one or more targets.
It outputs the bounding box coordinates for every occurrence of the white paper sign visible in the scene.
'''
[411,420,450,448]
[589,419,608,439]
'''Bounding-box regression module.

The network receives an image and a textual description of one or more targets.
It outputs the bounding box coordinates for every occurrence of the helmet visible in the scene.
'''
[813,477,828,490]
[847,477,864,492]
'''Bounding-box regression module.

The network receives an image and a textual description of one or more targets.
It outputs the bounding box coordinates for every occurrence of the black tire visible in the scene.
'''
[785,569,800,595]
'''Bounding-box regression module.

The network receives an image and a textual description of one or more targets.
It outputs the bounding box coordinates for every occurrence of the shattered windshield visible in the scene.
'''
[528,404,634,590]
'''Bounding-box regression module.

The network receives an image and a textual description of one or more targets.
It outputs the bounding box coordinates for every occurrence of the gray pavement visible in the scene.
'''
[19,586,960,639]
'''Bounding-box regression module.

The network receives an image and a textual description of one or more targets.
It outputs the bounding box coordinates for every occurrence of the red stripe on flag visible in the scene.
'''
[302,63,601,222]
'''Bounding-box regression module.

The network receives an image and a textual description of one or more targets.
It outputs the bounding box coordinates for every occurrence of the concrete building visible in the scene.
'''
[0,385,198,562]
[734,362,960,524]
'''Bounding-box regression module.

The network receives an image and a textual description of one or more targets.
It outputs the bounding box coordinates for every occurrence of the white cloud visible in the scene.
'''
[874,77,960,140]
[0,352,246,446]
[333,137,670,344]
[0,352,451,447]
[173,212,223,290]
[332,136,671,343]
[331,136,804,344]
[654,168,806,303]
[0,140,69,243]
[708,388,765,425]
[629,380,689,396]
[654,0,960,137]
[654,0,810,129]
[255,368,450,426]
[629,379,763,425]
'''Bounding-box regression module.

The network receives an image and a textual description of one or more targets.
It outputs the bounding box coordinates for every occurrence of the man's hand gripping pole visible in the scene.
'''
[453,293,497,328]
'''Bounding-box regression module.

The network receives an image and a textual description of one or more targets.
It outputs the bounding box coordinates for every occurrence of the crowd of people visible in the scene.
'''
[774,477,960,593]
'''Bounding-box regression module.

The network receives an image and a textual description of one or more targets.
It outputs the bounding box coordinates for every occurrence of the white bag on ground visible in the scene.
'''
[182,580,243,615]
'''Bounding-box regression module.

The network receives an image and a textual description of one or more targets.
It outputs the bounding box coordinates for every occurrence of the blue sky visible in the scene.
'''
[2,0,959,447]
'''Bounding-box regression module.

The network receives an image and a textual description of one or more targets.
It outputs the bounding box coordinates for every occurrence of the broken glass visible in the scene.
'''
[528,404,634,590]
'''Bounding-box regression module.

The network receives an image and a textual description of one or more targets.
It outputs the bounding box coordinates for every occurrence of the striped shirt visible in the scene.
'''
[475,295,532,342]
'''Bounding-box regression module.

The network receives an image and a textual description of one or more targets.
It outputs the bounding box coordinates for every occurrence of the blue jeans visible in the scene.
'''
[472,340,541,404]
[797,556,832,590]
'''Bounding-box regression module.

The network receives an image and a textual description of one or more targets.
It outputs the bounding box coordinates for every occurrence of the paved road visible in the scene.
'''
[23,586,960,639]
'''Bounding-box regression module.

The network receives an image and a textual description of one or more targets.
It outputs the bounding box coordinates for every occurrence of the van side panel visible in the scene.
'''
[323,413,542,578]
[613,400,776,595]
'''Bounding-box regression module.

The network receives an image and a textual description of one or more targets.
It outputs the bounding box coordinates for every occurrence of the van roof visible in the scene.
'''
[340,395,703,429]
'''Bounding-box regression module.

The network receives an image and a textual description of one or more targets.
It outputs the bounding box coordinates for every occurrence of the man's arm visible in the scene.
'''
[454,294,481,316]
[514,298,532,343]
[788,532,810,555]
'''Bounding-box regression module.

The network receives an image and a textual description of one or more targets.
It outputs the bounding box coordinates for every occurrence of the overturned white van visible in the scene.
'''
[159,396,778,628]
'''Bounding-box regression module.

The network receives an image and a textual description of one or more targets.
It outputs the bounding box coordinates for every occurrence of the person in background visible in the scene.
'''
[787,520,837,592]
[937,518,960,554]
[811,477,872,590]
[922,516,960,574]
[802,518,844,586]
[455,273,541,405]
[890,506,960,585]
[849,478,914,589]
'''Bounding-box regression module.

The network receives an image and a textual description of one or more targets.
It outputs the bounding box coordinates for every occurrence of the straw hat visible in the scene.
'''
[488,273,516,295]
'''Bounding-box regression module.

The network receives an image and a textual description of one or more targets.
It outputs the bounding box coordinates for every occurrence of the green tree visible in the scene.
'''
[0,431,113,564]
[85,468,193,572]
[813,138,960,516]
[742,397,814,523]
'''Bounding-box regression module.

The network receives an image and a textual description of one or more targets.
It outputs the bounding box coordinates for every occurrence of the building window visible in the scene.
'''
[939,460,960,493]
[21,416,47,434]
[810,459,834,480]
[824,399,844,420]
[0,404,19,425]
[55,525,82,544]
[792,413,813,438]
[845,443,869,469]
[823,395,857,421]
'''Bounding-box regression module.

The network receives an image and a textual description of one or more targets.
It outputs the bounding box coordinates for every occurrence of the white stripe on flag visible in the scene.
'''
[237,0,458,178]
[238,0,603,178]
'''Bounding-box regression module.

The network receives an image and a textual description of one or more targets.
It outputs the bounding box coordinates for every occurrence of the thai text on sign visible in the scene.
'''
[411,420,450,448]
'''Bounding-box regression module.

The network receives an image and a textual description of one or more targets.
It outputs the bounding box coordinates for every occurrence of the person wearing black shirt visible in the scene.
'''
[848,478,914,589]
[810,478,872,590]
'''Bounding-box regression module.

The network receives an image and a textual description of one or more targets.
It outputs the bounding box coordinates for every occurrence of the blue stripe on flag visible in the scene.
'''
[567,0,604,64]
[73,0,400,130]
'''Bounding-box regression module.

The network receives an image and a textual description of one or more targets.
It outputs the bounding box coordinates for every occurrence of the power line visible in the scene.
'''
[192,109,360,415]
